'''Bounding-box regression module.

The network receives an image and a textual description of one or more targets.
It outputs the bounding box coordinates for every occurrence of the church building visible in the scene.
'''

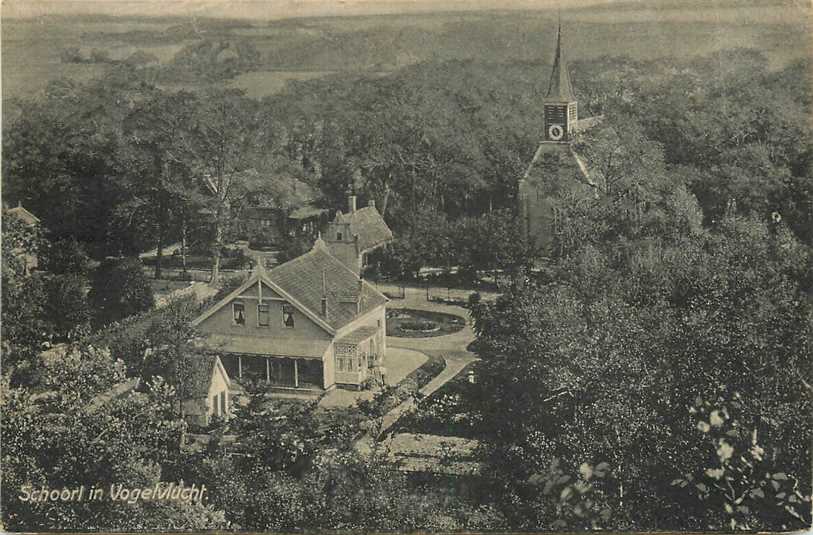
[518,21,601,254]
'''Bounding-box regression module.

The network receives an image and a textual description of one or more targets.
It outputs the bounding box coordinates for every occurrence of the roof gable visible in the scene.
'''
[6,205,40,226]
[191,269,337,335]
[186,355,230,398]
[334,206,393,251]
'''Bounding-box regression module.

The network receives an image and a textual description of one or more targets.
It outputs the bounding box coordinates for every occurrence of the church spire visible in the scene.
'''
[545,19,575,102]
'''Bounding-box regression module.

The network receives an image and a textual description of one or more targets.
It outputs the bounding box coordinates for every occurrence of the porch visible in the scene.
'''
[334,326,384,387]
[221,353,324,392]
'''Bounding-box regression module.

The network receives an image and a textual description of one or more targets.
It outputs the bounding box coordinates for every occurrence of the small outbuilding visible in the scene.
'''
[182,355,232,427]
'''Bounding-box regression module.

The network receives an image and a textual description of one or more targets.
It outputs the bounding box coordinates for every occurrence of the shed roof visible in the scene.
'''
[337,325,379,345]
[201,334,329,359]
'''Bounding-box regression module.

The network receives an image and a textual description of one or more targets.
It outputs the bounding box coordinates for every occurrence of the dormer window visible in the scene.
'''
[282,303,295,328]
[232,302,246,326]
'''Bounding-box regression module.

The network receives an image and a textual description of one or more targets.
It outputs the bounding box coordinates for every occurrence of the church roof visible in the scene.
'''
[521,142,597,198]
[333,206,393,252]
[545,22,576,102]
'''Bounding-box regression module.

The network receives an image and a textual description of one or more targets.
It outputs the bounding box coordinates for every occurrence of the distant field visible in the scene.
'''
[2,3,808,104]
[227,70,337,98]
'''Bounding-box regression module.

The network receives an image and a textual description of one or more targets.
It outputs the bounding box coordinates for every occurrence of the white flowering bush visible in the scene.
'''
[672,393,811,530]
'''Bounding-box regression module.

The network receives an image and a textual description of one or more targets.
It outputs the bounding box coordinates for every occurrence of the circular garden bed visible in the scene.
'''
[386,308,466,338]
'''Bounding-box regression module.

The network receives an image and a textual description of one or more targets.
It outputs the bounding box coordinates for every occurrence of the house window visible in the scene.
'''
[258,304,270,327]
[212,395,219,416]
[233,302,246,326]
[282,303,295,328]
[337,356,357,372]
[220,391,227,416]
[336,232,343,241]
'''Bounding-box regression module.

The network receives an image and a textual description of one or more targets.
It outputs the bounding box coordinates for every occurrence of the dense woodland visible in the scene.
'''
[2,24,812,532]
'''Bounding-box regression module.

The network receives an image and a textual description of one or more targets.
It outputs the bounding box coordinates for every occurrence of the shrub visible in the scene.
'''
[88,257,154,326]
[40,237,91,275]
[43,274,91,341]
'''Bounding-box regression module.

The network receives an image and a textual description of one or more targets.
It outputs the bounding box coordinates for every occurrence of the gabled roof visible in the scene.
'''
[267,240,388,330]
[334,206,393,252]
[186,355,230,398]
[545,21,576,102]
[191,242,388,333]
[191,265,337,335]
[6,204,40,226]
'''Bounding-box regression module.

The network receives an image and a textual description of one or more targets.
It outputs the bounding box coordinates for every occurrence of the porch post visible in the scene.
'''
[294,359,299,388]
[238,356,242,379]
[266,357,270,383]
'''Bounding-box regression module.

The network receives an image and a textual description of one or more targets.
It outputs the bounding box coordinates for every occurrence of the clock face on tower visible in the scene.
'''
[548,124,564,140]
[544,104,568,142]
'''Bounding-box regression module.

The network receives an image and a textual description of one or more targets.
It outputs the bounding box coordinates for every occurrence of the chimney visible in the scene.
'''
[348,193,357,213]
[357,279,363,314]
[368,199,376,209]
[321,269,328,318]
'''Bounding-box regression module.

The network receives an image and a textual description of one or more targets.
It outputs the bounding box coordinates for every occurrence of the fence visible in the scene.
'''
[426,286,477,306]
[143,266,247,283]
[371,281,499,305]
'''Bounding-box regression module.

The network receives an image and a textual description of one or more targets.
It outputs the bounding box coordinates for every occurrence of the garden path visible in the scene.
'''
[317,347,428,409]
[355,290,481,456]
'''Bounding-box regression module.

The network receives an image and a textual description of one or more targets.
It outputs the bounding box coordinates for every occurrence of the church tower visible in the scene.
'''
[518,20,597,255]
[543,21,578,142]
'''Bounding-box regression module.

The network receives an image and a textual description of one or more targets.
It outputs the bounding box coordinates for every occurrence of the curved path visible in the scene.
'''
[387,288,479,398]
[355,288,480,454]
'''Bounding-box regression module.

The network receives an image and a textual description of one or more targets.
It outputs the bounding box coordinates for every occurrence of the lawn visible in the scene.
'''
[149,279,193,297]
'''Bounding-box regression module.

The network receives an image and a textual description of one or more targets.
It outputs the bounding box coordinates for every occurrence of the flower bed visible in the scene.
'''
[399,320,440,333]
[386,308,466,338]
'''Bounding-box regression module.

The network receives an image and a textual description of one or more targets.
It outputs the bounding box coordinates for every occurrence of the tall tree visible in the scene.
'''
[187,89,265,283]
[121,90,200,279]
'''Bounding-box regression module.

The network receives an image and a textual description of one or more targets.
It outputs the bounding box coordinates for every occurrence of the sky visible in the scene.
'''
[2,0,808,24]
[0,0,653,20]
